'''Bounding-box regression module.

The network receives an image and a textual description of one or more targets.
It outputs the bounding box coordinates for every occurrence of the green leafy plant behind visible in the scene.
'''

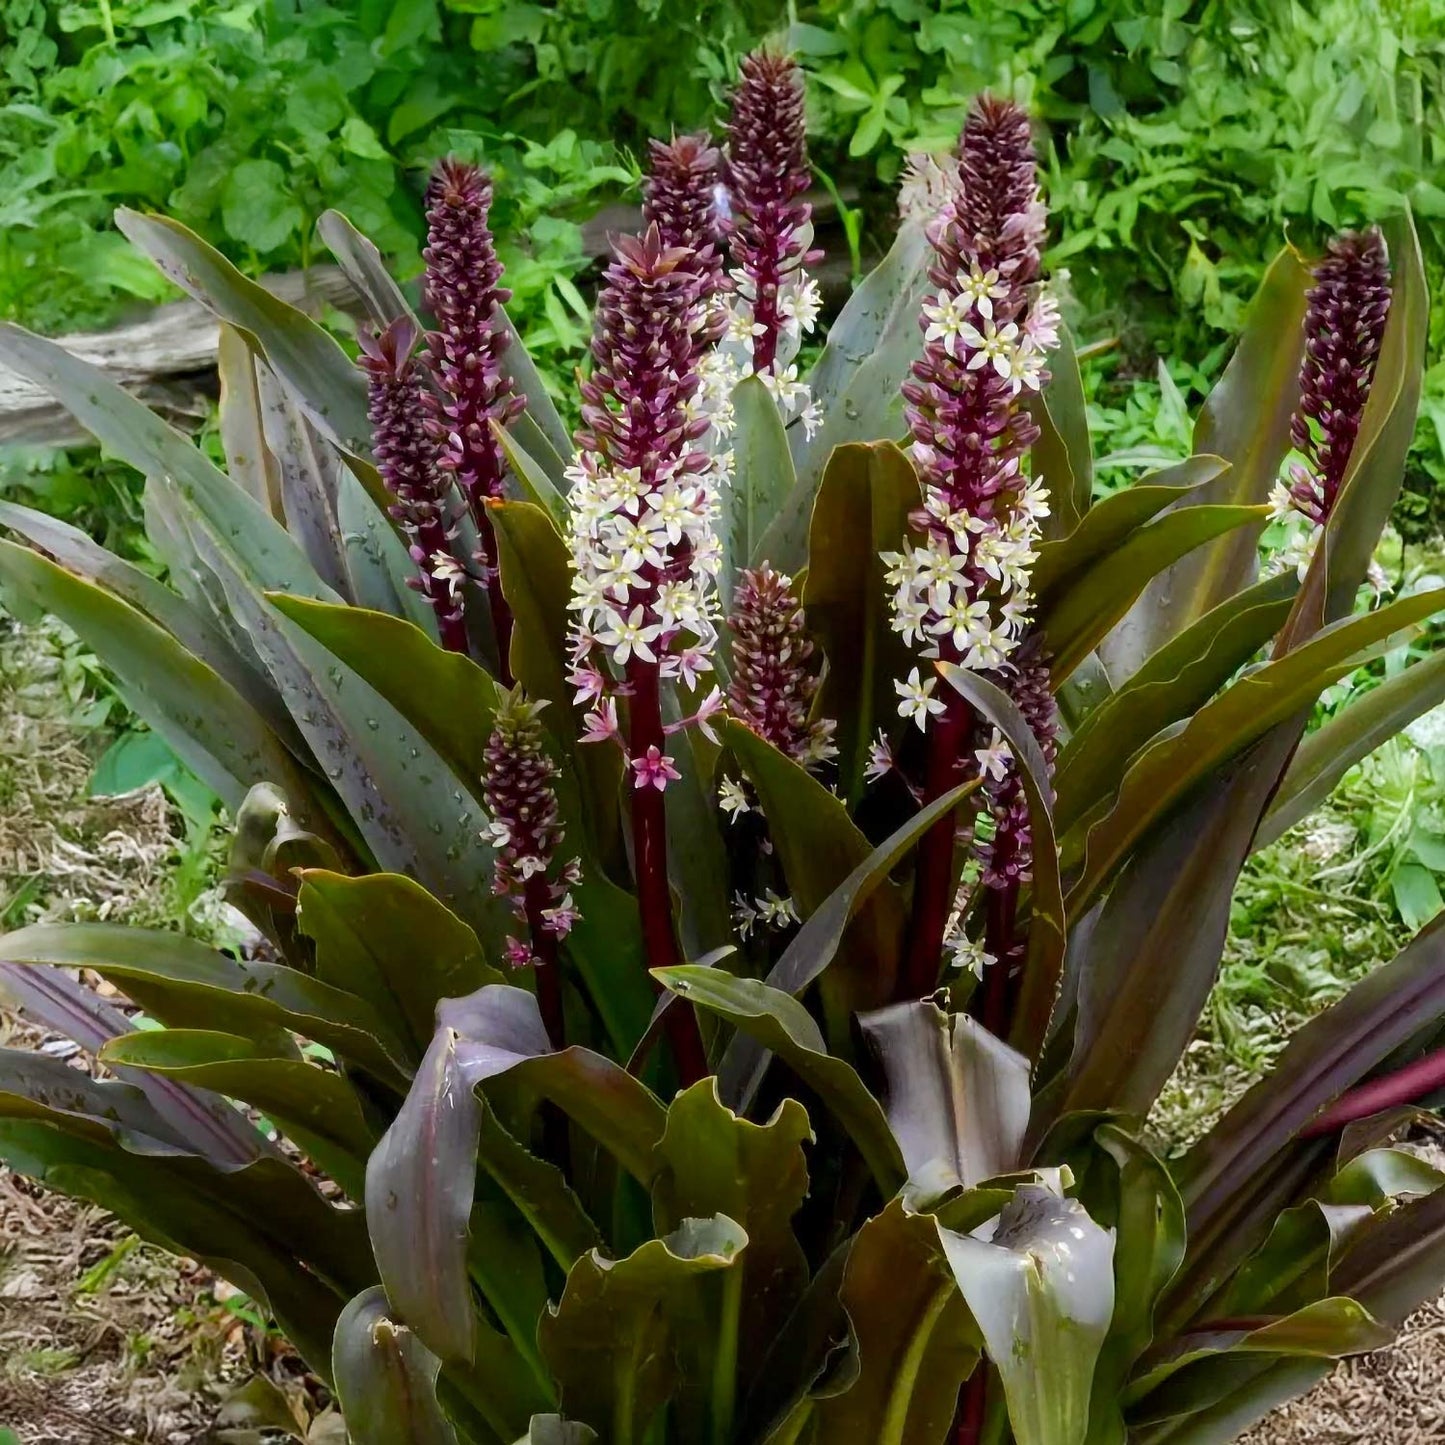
[0,53,1442,1445]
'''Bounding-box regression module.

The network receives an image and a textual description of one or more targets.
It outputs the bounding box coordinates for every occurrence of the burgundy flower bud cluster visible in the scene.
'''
[358,316,468,654]
[722,50,819,375]
[480,689,580,969]
[422,160,524,570]
[726,565,834,767]
[643,133,726,302]
[977,642,1058,891]
[1284,227,1391,525]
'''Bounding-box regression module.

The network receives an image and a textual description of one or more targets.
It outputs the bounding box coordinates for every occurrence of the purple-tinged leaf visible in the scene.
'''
[858,999,1029,1209]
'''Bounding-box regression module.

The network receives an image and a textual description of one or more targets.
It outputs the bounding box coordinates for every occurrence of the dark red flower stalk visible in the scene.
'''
[722,49,819,376]
[1284,227,1391,526]
[727,564,834,767]
[358,316,469,655]
[644,132,725,303]
[422,158,524,676]
[889,96,1057,1000]
[481,689,580,1048]
[567,224,725,1085]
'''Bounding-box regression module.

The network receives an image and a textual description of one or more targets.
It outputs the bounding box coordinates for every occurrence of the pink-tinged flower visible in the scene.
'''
[480,688,581,942]
[632,745,681,791]
[579,697,620,745]
[358,316,468,654]
[644,132,725,302]
[1285,227,1391,526]
[721,49,823,385]
[727,564,835,766]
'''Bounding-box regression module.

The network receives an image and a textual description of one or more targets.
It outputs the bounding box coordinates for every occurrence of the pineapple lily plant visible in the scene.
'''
[1,48,1443,1445]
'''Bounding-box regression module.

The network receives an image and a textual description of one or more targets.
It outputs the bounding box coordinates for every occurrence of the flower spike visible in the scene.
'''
[358,315,469,654]
[422,158,524,673]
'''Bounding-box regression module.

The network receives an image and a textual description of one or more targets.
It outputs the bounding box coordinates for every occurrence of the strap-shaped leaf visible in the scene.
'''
[1028,323,1094,541]
[537,1217,750,1445]
[939,1183,1115,1445]
[0,323,335,602]
[0,961,269,1170]
[716,780,976,1110]
[1259,641,1445,847]
[1032,455,1226,601]
[725,375,795,599]
[725,718,907,1017]
[1054,572,1297,835]
[653,966,904,1197]
[761,220,932,570]
[937,667,1068,1059]
[1064,584,1445,918]
[336,465,440,634]
[858,1000,1030,1209]
[218,321,286,515]
[99,1028,375,1198]
[0,922,410,1083]
[318,209,416,329]
[0,1117,354,1379]
[185,515,510,945]
[0,539,335,833]
[1099,247,1310,678]
[115,209,371,451]
[1039,503,1269,683]
[801,440,921,803]
[513,1419,598,1445]
[497,424,568,528]
[332,1287,460,1445]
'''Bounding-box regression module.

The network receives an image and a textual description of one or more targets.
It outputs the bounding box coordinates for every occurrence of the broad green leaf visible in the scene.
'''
[724,719,907,1019]
[269,597,504,785]
[297,871,503,1061]
[0,1118,353,1379]
[0,323,335,603]
[653,966,904,1197]
[937,668,1069,1059]
[653,1081,811,1382]
[939,1183,1115,1445]
[1040,503,1269,683]
[1278,209,1429,649]
[318,209,416,328]
[1065,585,1445,918]
[1331,1180,1445,1327]
[115,209,371,451]
[99,1028,374,1197]
[717,781,977,1110]
[0,541,334,831]
[185,517,509,943]
[1101,247,1310,676]
[857,1001,1030,1209]
[514,1419,598,1445]
[801,440,920,802]
[1261,646,1445,846]
[1029,324,1093,541]
[1214,1198,1373,1319]
[808,1199,978,1445]
[0,963,268,1170]
[1033,455,1226,601]
[762,220,932,570]
[536,1217,750,1445]
[1055,573,1297,836]
[0,922,410,1084]
[332,1287,460,1445]
[217,321,285,515]
[726,375,795,598]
